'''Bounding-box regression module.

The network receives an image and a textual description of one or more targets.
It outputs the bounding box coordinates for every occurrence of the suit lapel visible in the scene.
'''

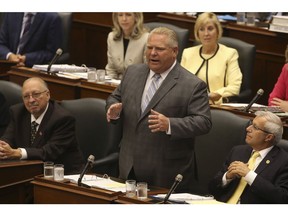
[136,67,150,121]
[13,13,24,52]
[255,146,279,174]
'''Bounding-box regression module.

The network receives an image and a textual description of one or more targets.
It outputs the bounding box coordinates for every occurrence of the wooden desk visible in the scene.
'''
[0,60,17,80]
[7,66,116,101]
[32,175,168,204]
[115,186,168,204]
[80,80,116,100]
[32,175,122,204]
[0,160,43,204]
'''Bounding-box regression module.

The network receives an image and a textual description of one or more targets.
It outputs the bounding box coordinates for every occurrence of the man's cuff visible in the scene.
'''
[18,148,27,160]
[6,52,12,60]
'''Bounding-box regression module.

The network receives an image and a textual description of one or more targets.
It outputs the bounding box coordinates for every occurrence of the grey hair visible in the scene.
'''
[149,27,178,48]
[255,111,283,145]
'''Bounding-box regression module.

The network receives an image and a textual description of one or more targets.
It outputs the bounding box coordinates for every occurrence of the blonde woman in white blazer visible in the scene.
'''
[105,13,149,80]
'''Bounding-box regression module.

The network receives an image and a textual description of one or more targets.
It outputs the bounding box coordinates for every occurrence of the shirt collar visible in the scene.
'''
[31,103,49,125]
[148,60,177,80]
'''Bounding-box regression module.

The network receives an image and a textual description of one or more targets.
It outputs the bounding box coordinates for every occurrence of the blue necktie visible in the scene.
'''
[141,74,161,112]
[18,13,34,54]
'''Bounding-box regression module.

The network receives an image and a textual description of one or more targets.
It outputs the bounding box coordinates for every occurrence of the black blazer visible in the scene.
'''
[1,101,84,174]
[209,144,288,204]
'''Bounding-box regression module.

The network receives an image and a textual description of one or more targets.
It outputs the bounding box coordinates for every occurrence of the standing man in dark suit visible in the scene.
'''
[106,27,212,192]
[0,12,62,67]
[0,77,84,174]
[209,111,288,204]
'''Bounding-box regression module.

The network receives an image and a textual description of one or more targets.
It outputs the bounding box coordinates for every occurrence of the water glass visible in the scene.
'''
[97,69,106,83]
[44,161,54,178]
[54,164,64,181]
[87,67,97,82]
[137,182,148,200]
[125,180,136,197]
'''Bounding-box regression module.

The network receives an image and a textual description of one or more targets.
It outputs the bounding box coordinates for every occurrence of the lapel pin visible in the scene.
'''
[266,160,270,164]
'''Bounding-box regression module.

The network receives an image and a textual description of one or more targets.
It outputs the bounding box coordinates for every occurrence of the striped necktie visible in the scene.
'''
[141,73,161,113]
[18,13,34,54]
[227,151,260,204]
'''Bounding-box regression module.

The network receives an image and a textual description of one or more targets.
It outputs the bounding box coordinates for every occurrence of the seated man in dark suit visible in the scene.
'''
[0,12,62,67]
[0,77,84,174]
[209,111,288,204]
[0,92,10,137]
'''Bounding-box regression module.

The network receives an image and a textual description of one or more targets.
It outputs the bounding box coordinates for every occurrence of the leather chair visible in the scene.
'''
[144,22,190,62]
[218,37,256,103]
[0,80,22,107]
[277,139,288,153]
[0,80,22,137]
[60,98,122,177]
[56,12,72,64]
[193,109,250,195]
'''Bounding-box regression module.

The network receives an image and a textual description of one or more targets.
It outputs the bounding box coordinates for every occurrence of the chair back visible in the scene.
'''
[277,139,288,153]
[57,12,72,64]
[193,109,250,195]
[218,37,256,103]
[144,22,190,62]
[60,98,121,177]
[0,80,22,107]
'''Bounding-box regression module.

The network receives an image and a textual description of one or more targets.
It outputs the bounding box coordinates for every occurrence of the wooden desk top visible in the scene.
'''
[32,174,168,204]
[0,160,43,187]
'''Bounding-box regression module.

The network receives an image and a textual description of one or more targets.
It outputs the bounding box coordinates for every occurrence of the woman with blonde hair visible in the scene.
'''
[105,13,149,80]
[181,12,242,104]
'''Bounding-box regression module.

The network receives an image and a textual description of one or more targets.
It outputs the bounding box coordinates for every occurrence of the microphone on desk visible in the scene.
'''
[47,48,63,73]
[161,174,183,204]
[243,89,264,112]
[78,154,95,186]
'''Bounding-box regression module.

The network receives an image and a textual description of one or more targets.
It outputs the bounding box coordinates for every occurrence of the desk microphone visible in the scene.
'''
[243,89,264,112]
[78,155,95,186]
[47,48,63,73]
[162,174,183,204]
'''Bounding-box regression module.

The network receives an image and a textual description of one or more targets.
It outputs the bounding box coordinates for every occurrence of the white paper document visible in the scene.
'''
[154,193,214,202]
[33,64,87,72]
[64,174,126,192]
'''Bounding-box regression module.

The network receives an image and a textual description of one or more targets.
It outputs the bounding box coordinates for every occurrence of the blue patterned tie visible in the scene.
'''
[142,73,161,112]
[18,13,34,54]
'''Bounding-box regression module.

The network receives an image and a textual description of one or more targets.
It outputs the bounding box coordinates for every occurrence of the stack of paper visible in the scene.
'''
[33,64,87,73]
[65,174,126,192]
[153,193,223,204]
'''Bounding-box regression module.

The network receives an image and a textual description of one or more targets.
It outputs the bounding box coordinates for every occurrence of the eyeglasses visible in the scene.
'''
[23,90,47,101]
[248,120,272,134]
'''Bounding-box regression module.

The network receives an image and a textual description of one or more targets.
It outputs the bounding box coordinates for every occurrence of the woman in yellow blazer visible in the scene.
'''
[105,13,149,80]
[181,12,242,104]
